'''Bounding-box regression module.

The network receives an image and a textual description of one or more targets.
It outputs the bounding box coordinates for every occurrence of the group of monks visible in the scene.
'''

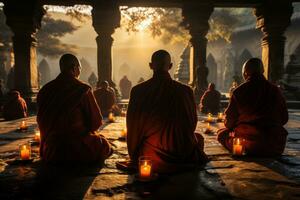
[34,51,288,174]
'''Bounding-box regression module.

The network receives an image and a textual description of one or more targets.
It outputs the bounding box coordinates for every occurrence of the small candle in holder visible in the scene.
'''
[20,121,28,131]
[207,113,213,123]
[108,112,115,123]
[120,128,127,138]
[19,143,31,160]
[34,130,41,143]
[139,156,152,179]
[232,138,244,156]
[217,112,224,122]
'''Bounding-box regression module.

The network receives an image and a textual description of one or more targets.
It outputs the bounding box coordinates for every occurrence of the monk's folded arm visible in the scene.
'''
[224,95,239,130]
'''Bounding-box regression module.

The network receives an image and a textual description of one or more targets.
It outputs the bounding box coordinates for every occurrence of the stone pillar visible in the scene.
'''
[182,5,213,101]
[3,1,44,102]
[255,1,293,83]
[92,2,120,89]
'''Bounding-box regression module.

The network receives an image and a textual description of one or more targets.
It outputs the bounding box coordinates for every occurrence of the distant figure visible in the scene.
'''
[137,77,145,84]
[119,75,132,99]
[217,58,288,156]
[199,83,221,115]
[37,54,112,164]
[229,81,238,98]
[3,90,27,121]
[94,81,116,118]
[126,50,208,173]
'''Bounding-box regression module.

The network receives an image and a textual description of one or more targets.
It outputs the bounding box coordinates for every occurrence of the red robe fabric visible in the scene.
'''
[217,75,288,156]
[3,91,27,121]
[37,74,112,163]
[199,89,221,114]
[94,88,116,117]
[127,72,208,173]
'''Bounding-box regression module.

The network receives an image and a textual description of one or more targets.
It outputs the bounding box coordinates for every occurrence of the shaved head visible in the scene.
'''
[59,54,81,74]
[150,50,172,72]
[242,58,264,80]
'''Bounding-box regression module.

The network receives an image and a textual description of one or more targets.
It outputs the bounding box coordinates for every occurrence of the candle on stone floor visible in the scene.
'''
[120,128,127,138]
[20,121,28,131]
[34,130,41,143]
[233,138,244,156]
[217,112,224,121]
[108,112,115,122]
[206,123,211,131]
[207,113,213,123]
[19,143,31,160]
[139,156,152,179]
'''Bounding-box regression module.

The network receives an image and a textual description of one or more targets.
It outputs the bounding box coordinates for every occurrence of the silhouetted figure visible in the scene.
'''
[217,58,288,156]
[119,75,132,99]
[37,54,112,164]
[126,50,208,173]
[137,77,145,84]
[3,90,27,121]
[94,81,116,118]
[199,83,221,115]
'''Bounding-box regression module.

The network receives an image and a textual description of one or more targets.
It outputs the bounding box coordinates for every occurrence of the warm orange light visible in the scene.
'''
[217,112,224,121]
[139,156,152,179]
[108,112,115,123]
[233,138,244,156]
[120,128,127,138]
[207,113,213,123]
[19,144,31,160]
[34,131,41,143]
[20,121,28,131]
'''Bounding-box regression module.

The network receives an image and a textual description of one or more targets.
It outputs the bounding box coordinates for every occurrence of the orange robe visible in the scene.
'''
[217,75,288,156]
[94,88,116,117]
[3,91,27,121]
[199,89,221,114]
[127,72,208,173]
[37,74,112,164]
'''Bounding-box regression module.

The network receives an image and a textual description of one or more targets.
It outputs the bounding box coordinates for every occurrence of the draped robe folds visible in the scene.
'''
[127,72,208,173]
[3,93,27,120]
[94,88,116,117]
[37,74,112,163]
[199,89,221,115]
[217,75,289,156]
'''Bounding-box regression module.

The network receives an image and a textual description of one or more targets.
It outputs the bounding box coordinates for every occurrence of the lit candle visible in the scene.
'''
[108,112,115,122]
[20,121,28,131]
[233,138,244,156]
[120,128,127,138]
[19,144,31,160]
[217,112,224,122]
[207,113,213,123]
[121,108,127,117]
[34,131,41,143]
[206,123,211,131]
[139,157,152,179]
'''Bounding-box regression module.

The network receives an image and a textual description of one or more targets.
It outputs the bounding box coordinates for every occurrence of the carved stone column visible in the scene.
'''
[255,1,293,83]
[92,2,120,89]
[4,1,44,103]
[182,5,213,101]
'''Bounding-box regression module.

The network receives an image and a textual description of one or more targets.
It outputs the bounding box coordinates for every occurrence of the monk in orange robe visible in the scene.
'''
[126,50,208,173]
[3,90,27,121]
[217,58,288,156]
[94,81,116,117]
[37,54,112,164]
[199,83,221,115]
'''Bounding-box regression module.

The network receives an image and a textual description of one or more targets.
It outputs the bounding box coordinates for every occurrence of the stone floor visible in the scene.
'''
[0,112,300,200]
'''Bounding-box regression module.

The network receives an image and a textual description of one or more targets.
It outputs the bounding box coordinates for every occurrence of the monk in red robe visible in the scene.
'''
[217,58,288,156]
[94,81,116,117]
[37,54,112,164]
[199,83,221,115]
[126,50,208,173]
[3,90,27,120]
[119,75,132,99]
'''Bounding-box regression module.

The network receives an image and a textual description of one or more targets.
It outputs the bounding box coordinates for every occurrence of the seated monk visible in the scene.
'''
[37,54,112,164]
[126,50,208,173]
[217,58,288,156]
[3,90,27,121]
[94,81,116,117]
[199,83,221,115]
